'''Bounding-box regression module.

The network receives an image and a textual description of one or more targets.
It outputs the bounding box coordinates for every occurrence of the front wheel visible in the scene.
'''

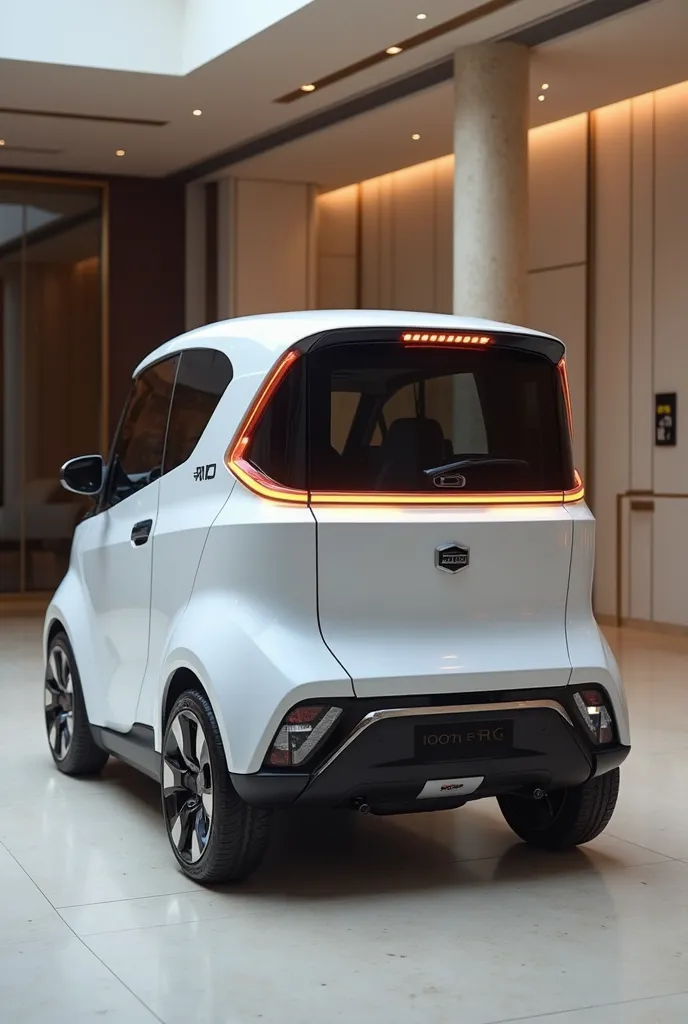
[44,632,109,776]
[498,769,620,850]
[162,689,272,884]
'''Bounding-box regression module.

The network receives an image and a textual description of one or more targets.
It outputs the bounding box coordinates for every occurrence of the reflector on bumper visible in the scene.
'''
[267,706,342,767]
[573,689,614,744]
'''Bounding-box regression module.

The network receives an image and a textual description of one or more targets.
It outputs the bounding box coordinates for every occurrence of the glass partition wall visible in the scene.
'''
[0,176,106,595]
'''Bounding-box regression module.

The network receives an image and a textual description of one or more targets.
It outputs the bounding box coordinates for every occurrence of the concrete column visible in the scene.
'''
[453,42,529,324]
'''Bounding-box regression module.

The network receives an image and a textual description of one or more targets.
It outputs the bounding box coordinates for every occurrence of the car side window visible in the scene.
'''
[105,356,178,507]
[163,349,233,474]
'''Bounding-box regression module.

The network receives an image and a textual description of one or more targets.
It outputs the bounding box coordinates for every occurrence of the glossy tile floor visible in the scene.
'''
[1,618,687,1023]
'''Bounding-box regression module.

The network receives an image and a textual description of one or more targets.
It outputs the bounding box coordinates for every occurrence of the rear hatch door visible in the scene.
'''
[306,329,578,698]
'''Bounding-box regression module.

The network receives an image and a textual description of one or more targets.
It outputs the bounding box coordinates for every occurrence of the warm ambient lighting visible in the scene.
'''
[412,133,420,140]
[401,332,493,346]
[541,83,549,90]
[416,12,427,19]
[193,109,202,116]
[386,45,403,55]
[115,149,125,156]
[300,83,316,93]
[0,140,4,146]
[538,95,546,102]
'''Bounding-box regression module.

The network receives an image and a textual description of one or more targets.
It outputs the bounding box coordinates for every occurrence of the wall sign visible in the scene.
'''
[655,393,677,446]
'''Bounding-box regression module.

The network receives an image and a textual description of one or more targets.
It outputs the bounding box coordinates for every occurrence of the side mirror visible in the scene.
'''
[60,455,104,496]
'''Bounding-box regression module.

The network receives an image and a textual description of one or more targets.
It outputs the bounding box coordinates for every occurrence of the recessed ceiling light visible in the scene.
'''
[416,12,427,19]
[386,45,403,55]
[541,83,549,90]
[115,149,126,156]
[538,95,545,102]
[193,108,203,116]
[412,133,420,140]
[300,83,316,93]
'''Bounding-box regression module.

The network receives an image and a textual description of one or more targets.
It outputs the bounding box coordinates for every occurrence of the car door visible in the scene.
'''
[80,355,178,731]
[136,348,235,731]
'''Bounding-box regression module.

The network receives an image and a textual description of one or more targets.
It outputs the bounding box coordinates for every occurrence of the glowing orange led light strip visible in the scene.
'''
[558,357,574,439]
[225,350,585,507]
[401,332,493,346]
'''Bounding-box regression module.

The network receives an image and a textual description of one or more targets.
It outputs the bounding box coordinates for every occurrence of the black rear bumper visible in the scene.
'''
[231,690,630,813]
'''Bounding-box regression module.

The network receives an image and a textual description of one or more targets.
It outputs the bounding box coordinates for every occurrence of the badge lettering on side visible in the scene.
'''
[193,463,217,482]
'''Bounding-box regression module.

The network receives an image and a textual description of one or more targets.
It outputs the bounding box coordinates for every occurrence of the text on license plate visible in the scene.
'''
[415,720,514,761]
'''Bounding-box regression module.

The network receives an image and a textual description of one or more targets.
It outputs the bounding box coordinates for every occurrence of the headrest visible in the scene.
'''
[377,417,447,488]
[380,417,446,460]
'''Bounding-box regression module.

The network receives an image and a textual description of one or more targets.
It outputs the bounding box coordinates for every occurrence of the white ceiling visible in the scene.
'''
[233,0,688,189]
[0,0,685,185]
[0,0,610,176]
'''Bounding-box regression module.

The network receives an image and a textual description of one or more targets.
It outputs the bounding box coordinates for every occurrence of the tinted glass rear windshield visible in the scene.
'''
[247,338,574,495]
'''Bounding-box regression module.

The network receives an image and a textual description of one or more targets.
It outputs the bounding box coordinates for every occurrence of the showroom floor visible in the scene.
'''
[0,618,687,1023]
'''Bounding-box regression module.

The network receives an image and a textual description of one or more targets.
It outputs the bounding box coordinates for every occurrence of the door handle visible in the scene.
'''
[131,519,153,546]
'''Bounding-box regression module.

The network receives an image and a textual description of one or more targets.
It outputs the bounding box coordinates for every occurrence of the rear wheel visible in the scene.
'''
[498,769,620,850]
[162,689,272,884]
[44,632,109,775]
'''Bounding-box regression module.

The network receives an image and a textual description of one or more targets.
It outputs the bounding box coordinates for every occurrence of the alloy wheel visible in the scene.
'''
[44,645,74,761]
[163,710,214,864]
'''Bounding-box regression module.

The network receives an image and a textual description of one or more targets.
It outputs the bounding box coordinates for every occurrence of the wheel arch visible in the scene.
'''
[149,584,353,774]
[162,666,211,733]
[45,616,66,655]
[156,657,231,765]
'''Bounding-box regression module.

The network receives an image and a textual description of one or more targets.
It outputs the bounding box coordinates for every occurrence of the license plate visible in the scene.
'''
[415,720,514,761]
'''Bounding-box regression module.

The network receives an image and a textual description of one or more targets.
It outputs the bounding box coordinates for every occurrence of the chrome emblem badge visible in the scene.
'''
[435,543,469,574]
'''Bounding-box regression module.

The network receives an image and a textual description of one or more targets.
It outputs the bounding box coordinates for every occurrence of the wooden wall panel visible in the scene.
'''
[108,176,185,433]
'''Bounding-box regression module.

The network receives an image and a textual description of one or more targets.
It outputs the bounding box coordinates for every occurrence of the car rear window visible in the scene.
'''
[308,341,574,494]
[242,336,575,498]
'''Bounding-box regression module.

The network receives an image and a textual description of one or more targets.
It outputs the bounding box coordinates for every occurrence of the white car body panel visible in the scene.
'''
[44,309,629,782]
[564,501,630,745]
[57,482,159,730]
[314,504,573,699]
[152,486,353,773]
[135,385,238,735]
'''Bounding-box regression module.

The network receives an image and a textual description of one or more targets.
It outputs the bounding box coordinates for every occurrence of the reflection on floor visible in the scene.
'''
[1,618,687,1023]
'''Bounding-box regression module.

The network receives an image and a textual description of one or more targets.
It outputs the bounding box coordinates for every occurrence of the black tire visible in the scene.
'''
[161,689,272,884]
[498,769,620,850]
[45,632,109,776]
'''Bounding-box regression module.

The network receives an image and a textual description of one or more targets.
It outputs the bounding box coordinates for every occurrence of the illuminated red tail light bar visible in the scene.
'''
[401,332,493,346]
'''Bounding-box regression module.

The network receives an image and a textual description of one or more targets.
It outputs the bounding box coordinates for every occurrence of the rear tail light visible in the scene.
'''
[267,705,342,767]
[573,689,614,744]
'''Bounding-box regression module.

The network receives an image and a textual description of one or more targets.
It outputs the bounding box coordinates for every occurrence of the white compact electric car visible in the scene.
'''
[44,310,630,883]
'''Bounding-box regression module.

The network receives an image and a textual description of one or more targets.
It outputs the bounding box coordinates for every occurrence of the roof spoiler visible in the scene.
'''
[296,327,565,364]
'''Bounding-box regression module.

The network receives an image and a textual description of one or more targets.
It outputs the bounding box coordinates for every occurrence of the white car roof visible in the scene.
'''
[134,309,560,380]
